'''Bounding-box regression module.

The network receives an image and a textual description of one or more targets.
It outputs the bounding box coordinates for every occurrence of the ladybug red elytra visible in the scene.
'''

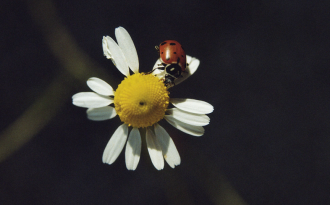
[155,40,187,87]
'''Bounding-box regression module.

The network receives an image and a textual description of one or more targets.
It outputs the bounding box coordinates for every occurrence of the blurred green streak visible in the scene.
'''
[0,0,114,162]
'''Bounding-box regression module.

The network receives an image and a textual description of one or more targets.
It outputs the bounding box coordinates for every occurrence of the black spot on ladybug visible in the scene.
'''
[181,55,184,57]
[174,52,177,54]
[161,42,167,46]
[170,43,176,45]
[161,52,163,54]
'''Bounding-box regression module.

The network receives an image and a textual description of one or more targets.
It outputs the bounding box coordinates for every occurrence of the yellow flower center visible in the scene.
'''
[114,73,169,128]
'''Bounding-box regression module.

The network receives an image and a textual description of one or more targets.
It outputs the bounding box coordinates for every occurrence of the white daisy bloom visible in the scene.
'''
[72,27,213,170]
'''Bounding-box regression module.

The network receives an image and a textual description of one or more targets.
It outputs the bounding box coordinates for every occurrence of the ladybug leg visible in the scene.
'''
[165,73,178,80]
[153,63,166,73]
[155,46,160,52]
[156,64,165,70]
[146,63,165,74]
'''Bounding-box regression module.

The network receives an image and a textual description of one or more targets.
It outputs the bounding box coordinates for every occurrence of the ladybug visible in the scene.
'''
[155,40,187,87]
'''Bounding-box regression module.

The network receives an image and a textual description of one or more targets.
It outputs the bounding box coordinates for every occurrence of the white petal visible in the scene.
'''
[86,106,117,121]
[115,27,139,74]
[186,55,192,63]
[152,69,166,80]
[187,56,200,74]
[170,98,214,114]
[125,128,141,170]
[167,108,210,126]
[87,77,114,96]
[102,124,128,164]
[102,36,112,59]
[152,59,162,70]
[102,36,130,76]
[164,115,204,136]
[174,56,200,85]
[72,92,113,108]
[146,127,164,170]
[154,123,180,168]
[174,55,200,85]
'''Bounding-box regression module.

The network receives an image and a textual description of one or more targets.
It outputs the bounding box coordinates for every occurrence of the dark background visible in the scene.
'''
[1,0,330,204]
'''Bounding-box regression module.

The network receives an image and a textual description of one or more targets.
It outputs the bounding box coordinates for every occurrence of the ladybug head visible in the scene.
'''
[165,64,182,78]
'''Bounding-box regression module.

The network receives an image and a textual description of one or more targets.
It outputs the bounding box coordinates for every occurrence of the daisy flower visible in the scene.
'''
[72,27,213,170]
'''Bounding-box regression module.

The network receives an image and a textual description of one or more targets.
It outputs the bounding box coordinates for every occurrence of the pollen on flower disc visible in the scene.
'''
[114,73,169,128]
